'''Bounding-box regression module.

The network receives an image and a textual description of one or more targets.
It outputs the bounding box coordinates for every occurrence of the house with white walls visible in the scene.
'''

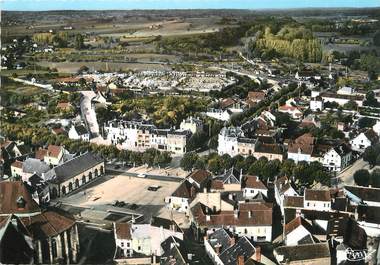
[310,96,324,112]
[372,120,380,136]
[204,108,234,122]
[165,170,211,215]
[114,223,133,258]
[284,216,315,246]
[180,116,203,134]
[322,143,352,172]
[304,189,331,211]
[190,201,273,242]
[287,133,315,163]
[241,175,268,199]
[274,176,299,214]
[165,179,196,215]
[350,129,379,152]
[113,217,184,261]
[68,123,90,141]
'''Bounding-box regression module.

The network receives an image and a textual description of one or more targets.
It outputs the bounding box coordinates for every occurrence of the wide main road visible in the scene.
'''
[80,90,100,137]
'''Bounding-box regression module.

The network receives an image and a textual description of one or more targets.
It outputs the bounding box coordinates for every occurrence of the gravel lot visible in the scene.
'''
[59,174,189,226]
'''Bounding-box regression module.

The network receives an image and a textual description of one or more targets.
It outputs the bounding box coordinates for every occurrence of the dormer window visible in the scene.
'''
[16,196,26,209]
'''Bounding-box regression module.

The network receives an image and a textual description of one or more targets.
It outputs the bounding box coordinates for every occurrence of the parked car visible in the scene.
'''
[147,185,160,191]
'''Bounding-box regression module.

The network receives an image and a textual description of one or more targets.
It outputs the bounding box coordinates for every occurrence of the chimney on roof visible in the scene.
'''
[254,246,261,263]
[230,237,235,247]
[237,255,244,265]
[215,243,221,255]
[234,209,239,219]
[190,186,196,198]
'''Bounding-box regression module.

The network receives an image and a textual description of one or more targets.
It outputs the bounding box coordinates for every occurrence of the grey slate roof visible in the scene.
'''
[219,236,255,265]
[160,236,188,265]
[215,167,241,184]
[208,228,233,254]
[22,158,50,175]
[50,152,104,184]
[74,125,88,135]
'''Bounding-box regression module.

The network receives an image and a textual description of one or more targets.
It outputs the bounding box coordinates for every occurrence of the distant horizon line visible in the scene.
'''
[3,6,380,12]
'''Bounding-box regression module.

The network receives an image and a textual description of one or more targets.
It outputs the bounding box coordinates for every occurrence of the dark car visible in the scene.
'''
[147,185,160,191]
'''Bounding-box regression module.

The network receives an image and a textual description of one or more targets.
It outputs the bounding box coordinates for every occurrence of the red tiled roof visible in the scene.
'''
[305,189,331,202]
[247,91,266,101]
[47,145,62,158]
[288,143,313,155]
[188,170,210,185]
[35,149,48,160]
[279,105,301,112]
[238,202,272,211]
[172,180,196,199]
[192,203,272,227]
[284,216,313,235]
[11,160,23,169]
[57,102,72,109]
[115,222,132,240]
[52,127,66,135]
[284,196,304,208]
[0,181,40,215]
[243,176,267,190]
[211,180,224,190]
[20,211,75,239]
[220,98,236,109]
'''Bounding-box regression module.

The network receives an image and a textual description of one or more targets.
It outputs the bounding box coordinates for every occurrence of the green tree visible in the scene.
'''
[142,148,158,167]
[194,158,206,170]
[364,91,378,107]
[374,30,380,46]
[363,146,378,166]
[354,169,370,187]
[180,152,199,171]
[208,156,223,175]
[74,34,85,49]
[343,100,358,110]
[358,117,376,129]
[371,169,380,188]
[280,159,296,176]
[187,131,208,151]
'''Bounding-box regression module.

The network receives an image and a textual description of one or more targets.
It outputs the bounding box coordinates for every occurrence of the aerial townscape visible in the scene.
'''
[1,0,380,264]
